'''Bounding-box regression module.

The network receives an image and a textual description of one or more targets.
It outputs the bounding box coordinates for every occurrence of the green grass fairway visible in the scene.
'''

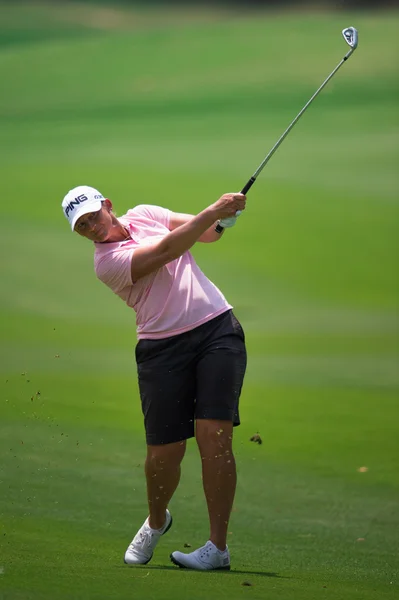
[1,3,398,599]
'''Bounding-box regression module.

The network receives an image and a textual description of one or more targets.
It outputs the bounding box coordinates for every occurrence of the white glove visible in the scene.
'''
[218,210,242,229]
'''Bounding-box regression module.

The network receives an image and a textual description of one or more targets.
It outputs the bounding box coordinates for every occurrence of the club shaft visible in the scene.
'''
[247,48,354,187]
[215,47,355,232]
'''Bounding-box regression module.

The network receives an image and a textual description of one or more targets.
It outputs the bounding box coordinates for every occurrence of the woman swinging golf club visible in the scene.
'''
[62,185,247,571]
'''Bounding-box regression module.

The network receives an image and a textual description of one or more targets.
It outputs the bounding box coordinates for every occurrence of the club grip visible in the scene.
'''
[215,176,256,233]
[240,176,256,195]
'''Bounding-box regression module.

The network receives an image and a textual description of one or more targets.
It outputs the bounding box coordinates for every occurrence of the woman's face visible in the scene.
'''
[74,203,113,243]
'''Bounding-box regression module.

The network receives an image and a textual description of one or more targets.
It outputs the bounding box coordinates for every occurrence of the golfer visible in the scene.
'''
[62,185,247,571]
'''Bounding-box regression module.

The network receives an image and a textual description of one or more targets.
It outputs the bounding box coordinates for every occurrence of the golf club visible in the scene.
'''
[215,26,358,233]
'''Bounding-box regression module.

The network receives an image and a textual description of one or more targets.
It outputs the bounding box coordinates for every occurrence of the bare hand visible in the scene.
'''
[211,193,246,220]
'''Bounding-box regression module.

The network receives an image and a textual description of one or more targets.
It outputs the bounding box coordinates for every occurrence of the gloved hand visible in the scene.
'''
[218,210,242,229]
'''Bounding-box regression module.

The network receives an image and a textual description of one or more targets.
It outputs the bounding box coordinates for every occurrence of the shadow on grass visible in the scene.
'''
[228,569,288,578]
[122,565,287,578]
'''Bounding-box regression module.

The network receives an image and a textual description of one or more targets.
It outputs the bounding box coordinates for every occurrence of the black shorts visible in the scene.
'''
[136,310,247,445]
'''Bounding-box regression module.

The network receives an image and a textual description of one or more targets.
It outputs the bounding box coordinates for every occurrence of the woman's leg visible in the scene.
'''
[195,420,236,550]
[145,440,187,529]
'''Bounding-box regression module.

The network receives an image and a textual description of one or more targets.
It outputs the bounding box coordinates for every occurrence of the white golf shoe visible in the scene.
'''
[124,509,172,565]
[170,540,230,570]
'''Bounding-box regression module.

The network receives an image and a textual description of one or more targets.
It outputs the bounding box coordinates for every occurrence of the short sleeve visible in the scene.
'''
[95,248,134,292]
[131,204,171,230]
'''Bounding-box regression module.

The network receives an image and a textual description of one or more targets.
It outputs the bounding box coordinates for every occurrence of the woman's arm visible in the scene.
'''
[169,212,224,243]
[130,193,246,281]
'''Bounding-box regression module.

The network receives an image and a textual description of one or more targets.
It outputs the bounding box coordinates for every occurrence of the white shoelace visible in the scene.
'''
[130,528,153,552]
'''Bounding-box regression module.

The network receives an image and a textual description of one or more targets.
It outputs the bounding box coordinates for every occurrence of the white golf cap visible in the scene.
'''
[62,185,105,230]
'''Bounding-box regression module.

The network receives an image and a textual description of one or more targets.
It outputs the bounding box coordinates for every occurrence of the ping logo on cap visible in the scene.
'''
[64,194,88,217]
[62,185,105,230]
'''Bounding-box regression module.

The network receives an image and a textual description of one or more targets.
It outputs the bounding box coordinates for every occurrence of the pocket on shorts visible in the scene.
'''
[135,339,164,364]
[231,312,246,342]
[135,336,180,366]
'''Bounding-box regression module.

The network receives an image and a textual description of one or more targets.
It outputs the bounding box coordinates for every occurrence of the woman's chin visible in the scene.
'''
[94,229,109,242]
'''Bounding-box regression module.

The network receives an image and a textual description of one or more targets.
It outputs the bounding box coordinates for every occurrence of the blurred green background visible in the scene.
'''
[1,2,398,599]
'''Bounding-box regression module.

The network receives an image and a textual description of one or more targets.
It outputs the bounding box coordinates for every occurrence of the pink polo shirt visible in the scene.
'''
[94,204,232,339]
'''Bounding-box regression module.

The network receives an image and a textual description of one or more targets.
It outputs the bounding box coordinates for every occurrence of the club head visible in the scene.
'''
[342,26,358,50]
